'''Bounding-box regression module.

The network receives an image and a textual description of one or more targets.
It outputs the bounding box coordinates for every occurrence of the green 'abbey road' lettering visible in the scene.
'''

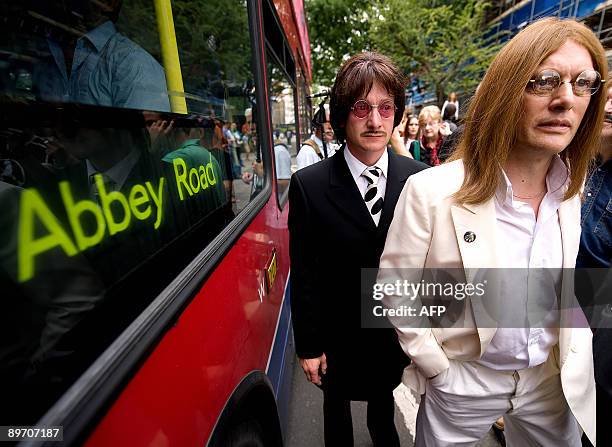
[17,156,218,282]
[173,157,217,200]
[18,175,166,282]
[18,188,79,282]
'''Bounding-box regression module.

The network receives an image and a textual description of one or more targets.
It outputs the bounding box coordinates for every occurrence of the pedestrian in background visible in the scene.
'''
[404,115,420,149]
[389,114,419,158]
[442,103,458,132]
[408,105,450,166]
[577,82,612,447]
[296,108,337,170]
[441,91,459,122]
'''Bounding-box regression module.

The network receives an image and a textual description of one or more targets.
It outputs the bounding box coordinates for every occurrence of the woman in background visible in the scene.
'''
[441,91,459,122]
[409,105,450,166]
[404,115,420,149]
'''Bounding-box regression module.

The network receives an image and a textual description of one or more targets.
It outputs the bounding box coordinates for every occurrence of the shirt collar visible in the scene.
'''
[86,146,141,190]
[180,139,201,149]
[82,21,117,52]
[344,145,388,179]
[495,155,570,206]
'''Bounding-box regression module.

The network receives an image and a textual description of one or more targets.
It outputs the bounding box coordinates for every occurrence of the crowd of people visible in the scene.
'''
[289,17,610,447]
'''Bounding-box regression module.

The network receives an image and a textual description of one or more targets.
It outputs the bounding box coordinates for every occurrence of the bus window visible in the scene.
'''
[267,56,295,203]
[296,66,312,151]
[0,1,171,111]
[0,0,264,426]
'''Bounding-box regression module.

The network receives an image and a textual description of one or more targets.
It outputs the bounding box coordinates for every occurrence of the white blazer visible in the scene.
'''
[379,159,595,443]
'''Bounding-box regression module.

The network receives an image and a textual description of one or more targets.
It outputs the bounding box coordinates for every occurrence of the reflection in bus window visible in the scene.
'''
[267,56,297,204]
[161,120,227,228]
[0,0,263,427]
[274,143,291,196]
[0,1,170,111]
[296,66,312,151]
[0,180,107,425]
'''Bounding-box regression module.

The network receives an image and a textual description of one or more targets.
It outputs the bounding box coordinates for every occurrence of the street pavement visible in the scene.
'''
[286,359,502,447]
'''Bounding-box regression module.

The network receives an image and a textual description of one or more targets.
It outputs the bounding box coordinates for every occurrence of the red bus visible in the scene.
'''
[0,0,311,445]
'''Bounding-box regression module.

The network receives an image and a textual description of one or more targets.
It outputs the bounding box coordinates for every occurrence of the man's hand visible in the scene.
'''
[389,125,411,157]
[147,119,173,143]
[299,353,327,386]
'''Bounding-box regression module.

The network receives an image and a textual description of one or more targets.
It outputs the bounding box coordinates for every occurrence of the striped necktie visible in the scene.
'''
[361,166,384,226]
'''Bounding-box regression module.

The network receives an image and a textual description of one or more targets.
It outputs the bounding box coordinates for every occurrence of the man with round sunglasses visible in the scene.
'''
[379,18,605,446]
[289,52,427,446]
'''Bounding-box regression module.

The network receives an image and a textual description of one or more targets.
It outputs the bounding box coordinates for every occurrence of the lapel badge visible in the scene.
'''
[463,231,476,243]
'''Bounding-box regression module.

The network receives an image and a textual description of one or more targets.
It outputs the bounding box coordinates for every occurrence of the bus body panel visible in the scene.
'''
[84,197,290,446]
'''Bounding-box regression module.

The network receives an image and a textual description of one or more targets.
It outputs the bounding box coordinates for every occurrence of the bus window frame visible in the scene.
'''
[21,0,275,444]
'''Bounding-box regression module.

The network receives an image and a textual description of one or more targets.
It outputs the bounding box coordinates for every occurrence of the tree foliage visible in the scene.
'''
[305,0,374,86]
[307,0,502,105]
[372,0,501,105]
[119,0,252,98]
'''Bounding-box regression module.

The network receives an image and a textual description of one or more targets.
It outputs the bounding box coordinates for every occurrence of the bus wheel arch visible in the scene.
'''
[208,371,283,447]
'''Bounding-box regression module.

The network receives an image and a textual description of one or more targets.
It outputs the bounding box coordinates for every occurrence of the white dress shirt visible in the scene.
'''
[344,146,388,200]
[296,134,337,170]
[478,156,569,370]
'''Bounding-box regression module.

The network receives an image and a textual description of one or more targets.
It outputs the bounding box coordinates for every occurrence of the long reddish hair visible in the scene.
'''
[451,18,608,204]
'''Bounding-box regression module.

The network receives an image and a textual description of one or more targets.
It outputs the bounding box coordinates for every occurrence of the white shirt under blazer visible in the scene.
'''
[378,159,595,443]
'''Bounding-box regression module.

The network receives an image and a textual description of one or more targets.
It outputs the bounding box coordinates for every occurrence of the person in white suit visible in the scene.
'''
[379,17,606,446]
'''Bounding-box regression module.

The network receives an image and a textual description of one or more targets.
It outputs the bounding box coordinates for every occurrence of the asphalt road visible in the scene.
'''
[285,358,502,447]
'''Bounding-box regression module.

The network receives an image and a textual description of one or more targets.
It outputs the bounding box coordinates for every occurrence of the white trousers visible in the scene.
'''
[415,354,582,446]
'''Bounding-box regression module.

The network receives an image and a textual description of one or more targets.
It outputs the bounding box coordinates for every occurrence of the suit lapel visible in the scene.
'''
[327,148,377,233]
[377,151,410,232]
[450,199,499,351]
[450,199,498,280]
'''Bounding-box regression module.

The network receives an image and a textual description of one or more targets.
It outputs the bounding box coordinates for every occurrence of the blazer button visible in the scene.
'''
[463,231,476,243]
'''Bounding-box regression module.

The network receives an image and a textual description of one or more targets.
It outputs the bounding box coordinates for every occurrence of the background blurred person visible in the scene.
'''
[390,114,419,158]
[442,103,458,132]
[576,83,612,447]
[297,108,337,170]
[230,122,243,167]
[408,105,449,166]
[577,83,612,270]
[404,114,420,147]
[441,91,459,122]
[211,118,234,201]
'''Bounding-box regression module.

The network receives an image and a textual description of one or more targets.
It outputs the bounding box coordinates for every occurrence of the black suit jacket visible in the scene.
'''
[289,148,427,399]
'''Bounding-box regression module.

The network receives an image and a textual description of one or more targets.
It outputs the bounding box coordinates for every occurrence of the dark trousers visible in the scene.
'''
[322,385,400,447]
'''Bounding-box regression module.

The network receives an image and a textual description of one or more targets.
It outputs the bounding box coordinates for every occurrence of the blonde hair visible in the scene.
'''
[451,18,608,204]
[418,105,442,127]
